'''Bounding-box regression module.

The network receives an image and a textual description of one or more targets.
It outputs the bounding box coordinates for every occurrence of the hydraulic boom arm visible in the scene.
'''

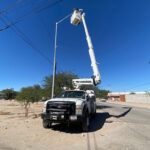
[71,9,101,89]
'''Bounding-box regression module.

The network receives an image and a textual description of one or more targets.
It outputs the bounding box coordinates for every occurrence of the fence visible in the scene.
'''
[125,93,150,104]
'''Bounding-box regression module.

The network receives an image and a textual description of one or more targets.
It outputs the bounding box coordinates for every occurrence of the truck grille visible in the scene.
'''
[46,101,76,115]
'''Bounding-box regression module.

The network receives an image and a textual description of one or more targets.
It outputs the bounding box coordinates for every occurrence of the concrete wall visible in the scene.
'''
[125,94,150,104]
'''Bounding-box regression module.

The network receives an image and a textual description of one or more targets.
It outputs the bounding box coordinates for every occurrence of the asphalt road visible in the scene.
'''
[93,101,150,150]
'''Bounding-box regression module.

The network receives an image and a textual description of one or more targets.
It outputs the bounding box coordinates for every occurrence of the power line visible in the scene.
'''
[130,82,150,89]
[0,15,53,64]
[0,0,64,71]
[13,0,54,22]
[13,25,53,64]
[0,0,23,15]
[124,82,150,92]
[0,0,62,31]
[29,0,51,37]
[0,25,9,31]
[27,0,64,72]
[36,0,62,13]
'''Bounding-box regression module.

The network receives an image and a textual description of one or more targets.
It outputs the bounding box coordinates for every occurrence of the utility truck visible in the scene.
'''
[41,9,101,132]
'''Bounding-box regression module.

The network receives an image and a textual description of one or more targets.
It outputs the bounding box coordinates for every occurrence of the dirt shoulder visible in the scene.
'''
[0,100,124,150]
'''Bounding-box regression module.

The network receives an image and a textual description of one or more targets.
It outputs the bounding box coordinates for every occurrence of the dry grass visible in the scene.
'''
[7,103,19,106]
[0,111,11,115]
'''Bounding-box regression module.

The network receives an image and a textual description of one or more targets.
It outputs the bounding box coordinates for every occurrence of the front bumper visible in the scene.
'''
[41,112,82,123]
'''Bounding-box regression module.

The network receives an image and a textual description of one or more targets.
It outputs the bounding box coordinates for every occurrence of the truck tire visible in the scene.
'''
[43,120,52,128]
[82,110,89,132]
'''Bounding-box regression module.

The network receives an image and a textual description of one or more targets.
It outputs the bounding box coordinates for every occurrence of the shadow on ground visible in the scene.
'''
[49,106,132,133]
[96,105,112,109]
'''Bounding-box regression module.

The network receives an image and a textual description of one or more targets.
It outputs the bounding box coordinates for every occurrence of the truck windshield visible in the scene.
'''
[57,91,85,99]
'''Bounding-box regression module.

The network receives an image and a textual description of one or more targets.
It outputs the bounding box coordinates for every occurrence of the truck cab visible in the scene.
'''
[41,90,96,132]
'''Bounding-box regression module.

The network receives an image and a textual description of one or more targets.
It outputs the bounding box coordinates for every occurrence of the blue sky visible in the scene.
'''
[0,0,150,92]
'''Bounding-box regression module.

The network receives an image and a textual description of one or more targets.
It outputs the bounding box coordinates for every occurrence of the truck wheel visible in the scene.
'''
[43,120,52,128]
[82,111,89,132]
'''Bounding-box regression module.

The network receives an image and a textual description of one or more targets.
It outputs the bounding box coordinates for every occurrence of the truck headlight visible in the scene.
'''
[76,105,82,115]
[42,103,46,113]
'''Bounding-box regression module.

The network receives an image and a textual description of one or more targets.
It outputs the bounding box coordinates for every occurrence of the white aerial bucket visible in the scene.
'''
[71,9,82,26]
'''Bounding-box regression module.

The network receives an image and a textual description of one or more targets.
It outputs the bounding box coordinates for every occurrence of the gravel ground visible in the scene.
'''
[0,100,121,150]
[1,100,149,150]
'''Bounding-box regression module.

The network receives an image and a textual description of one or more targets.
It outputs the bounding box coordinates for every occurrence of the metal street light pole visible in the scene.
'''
[51,13,72,98]
[51,23,57,98]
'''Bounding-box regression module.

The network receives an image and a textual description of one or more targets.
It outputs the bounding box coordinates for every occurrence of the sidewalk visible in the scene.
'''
[107,100,150,109]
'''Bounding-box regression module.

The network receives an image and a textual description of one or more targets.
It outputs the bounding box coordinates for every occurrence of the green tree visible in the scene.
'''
[130,92,136,94]
[42,72,78,98]
[42,71,110,99]
[1,88,17,100]
[97,89,110,99]
[16,85,42,117]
